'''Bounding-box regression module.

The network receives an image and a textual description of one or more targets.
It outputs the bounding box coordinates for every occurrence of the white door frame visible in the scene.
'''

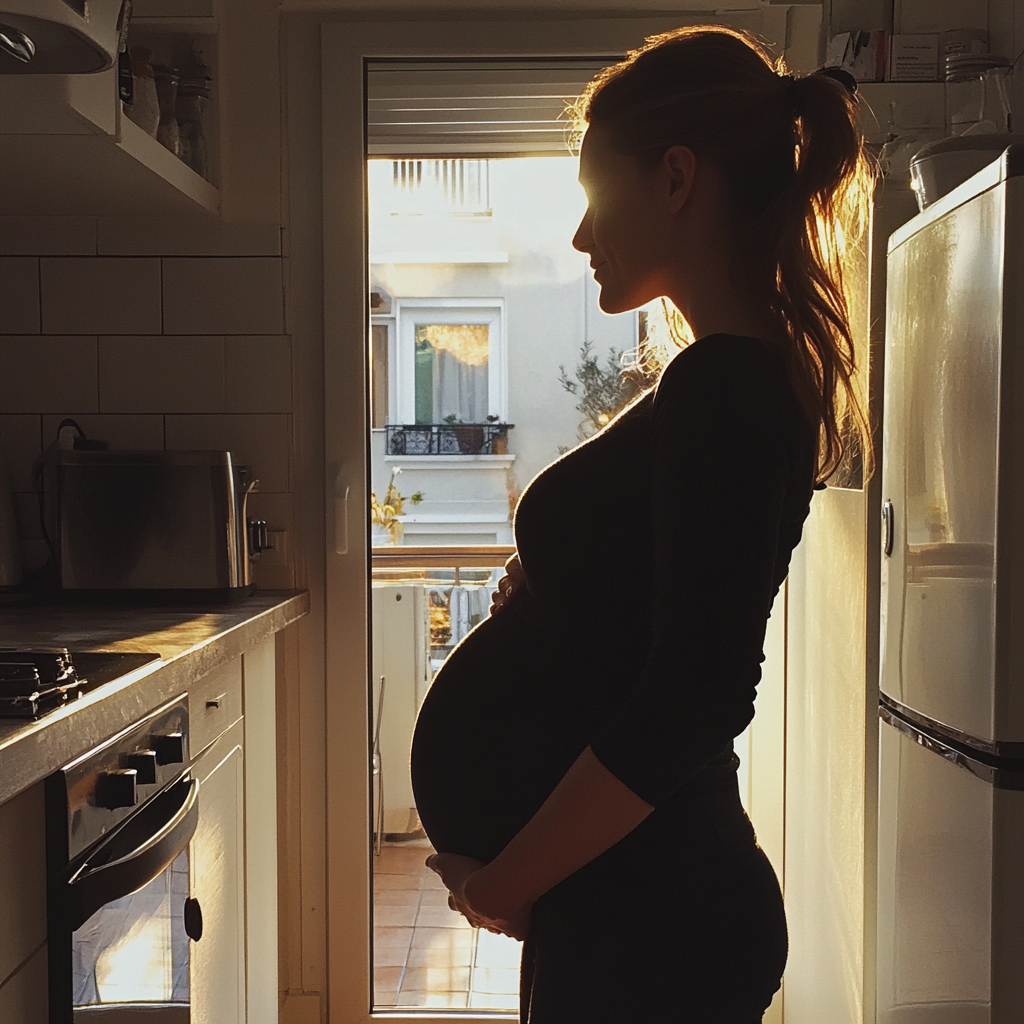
[319,11,784,1023]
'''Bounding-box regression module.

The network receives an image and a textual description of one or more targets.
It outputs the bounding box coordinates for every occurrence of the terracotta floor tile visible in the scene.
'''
[396,991,470,1008]
[376,846,431,874]
[417,887,454,906]
[406,942,473,970]
[474,930,522,969]
[373,966,404,990]
[420,870,448,890]
[471,966,521,994]
[400,965,471,992]
[374,888,421,907]
[415,904,472,928]
[373,944,411,968]
[469,990,519,1009]
[374,903,418,928]
[373,925,414,950]
[410,925,475,950]
[373,870,422,891]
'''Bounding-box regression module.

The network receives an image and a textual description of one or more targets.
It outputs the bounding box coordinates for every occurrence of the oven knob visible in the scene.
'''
[96,769,138,810]
[152,732,185,765]
[125,749,158,785]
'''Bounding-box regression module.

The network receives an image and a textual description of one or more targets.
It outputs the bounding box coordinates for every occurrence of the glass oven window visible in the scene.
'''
[72,849,190,1009]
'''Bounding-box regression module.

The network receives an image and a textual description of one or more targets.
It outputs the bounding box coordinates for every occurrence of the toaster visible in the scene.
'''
[41,450,267,602]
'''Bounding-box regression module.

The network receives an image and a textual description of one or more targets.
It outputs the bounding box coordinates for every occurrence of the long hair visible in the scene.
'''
[575,26,873,482]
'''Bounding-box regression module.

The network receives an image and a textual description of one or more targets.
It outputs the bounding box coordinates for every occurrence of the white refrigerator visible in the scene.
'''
[878,145,1024,1024]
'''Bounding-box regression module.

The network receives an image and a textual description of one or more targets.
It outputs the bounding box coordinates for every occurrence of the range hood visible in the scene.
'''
[0,0,122,74]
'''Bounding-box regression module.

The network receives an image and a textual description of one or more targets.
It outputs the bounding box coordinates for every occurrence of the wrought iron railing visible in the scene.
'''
[384,422,512,456]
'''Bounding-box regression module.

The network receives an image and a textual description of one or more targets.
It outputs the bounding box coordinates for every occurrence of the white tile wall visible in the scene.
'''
[0,337,99,413]
[41,258,162,335]
[99,219,281,257]
[0,217,96,256]
[99,336,226,413]
[225,336,292,413]
[0,232,296,586]
[162,258,284,335]
[0,416,42,493]
[0,259,40,334]
[166,413,290,492]
[40,415,165,453]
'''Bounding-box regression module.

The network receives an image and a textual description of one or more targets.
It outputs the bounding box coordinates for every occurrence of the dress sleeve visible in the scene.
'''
[588,340,796,806]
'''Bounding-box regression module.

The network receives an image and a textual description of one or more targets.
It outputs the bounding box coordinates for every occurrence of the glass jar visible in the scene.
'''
[175,54,212,179]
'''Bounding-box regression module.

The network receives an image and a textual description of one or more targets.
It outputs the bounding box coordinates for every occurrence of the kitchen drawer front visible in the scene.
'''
[190,658,243,756]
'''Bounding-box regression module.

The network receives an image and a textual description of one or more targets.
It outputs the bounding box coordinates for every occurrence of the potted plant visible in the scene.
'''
[370,469,424,544]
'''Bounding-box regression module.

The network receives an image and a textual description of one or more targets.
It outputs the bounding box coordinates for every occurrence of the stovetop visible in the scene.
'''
[0,649,161,719]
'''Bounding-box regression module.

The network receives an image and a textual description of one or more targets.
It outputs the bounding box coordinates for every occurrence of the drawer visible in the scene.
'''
[190,658,243,756]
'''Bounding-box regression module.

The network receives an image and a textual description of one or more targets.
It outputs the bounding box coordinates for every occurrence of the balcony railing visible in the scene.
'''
[384,422,512,456]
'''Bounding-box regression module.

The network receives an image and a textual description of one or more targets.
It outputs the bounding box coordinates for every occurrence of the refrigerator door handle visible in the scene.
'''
[882,498,895,557]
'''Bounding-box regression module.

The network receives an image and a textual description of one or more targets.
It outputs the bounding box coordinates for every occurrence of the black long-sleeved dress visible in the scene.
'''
[410,334,817,1023]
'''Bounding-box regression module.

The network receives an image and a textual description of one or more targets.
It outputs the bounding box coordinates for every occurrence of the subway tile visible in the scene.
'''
[0,416,41,493]
[40,258,162,335]
[0,337,98,413]
[41,415,164,452]
[164,414,290,492]
[253,561,294,591]
[99,336,225,414]
[0,258,40,334]
[162,258,284,335]
[12,492,41,541]
[247,492,292,532]
[99,219,281,257]
[0,216,97,256]
[225,336,291,413]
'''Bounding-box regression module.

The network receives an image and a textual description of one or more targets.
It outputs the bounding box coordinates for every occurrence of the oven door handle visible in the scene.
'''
[64,775,200,932]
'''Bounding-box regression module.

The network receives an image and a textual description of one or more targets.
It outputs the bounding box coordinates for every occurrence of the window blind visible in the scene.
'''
[366,60,615,157]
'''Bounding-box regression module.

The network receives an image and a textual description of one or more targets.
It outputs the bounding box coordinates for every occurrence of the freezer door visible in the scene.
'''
[881,183,1002,745]
[877,714,1024,1024]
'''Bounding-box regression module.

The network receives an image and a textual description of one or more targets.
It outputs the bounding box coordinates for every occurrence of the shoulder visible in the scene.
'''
[654,334,791,416]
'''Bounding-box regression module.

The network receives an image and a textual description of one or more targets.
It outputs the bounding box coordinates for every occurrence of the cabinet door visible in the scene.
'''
[191,722,246,1024]
[243,637,278,1024]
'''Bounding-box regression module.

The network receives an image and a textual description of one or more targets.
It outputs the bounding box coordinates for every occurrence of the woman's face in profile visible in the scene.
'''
[572,125,678,315]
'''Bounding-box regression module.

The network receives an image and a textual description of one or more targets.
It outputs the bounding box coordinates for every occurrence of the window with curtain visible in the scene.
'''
[413,323,490,423]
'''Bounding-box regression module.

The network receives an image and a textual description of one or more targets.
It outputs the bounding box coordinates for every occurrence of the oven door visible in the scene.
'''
[49,774,200,1024]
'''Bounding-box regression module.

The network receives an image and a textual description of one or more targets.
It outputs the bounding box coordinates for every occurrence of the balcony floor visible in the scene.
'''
[373,838,521,1010]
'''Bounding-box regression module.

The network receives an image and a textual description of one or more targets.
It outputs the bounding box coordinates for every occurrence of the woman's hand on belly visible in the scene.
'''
[426,852,532,941]
[489,553,527,616]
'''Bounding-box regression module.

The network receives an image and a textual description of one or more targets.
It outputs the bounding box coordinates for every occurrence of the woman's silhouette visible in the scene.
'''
[410,25,871,1023]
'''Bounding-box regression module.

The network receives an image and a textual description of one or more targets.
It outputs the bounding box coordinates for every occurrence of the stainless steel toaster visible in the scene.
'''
[41,450,266,602]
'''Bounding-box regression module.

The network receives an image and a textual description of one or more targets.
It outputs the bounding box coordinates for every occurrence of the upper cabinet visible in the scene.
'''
[0,2,220,216]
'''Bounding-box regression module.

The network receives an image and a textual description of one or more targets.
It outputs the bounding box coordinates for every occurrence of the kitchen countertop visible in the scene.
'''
[0,590,309,805]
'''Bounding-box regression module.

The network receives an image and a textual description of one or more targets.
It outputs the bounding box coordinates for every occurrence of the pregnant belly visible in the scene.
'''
[410,607,616,864]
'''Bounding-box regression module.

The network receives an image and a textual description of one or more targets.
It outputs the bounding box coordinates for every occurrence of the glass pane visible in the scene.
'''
[414,324,490,424]
[368,150,649,1010]
[73,848,190,1008]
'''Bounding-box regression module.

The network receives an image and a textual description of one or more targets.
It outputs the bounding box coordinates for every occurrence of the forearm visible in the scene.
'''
[464,746,653,919]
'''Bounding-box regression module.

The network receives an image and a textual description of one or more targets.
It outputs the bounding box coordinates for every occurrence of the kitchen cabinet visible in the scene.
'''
[191,640,279,1024]
[0,19,220,216]
[192,716,247,1024]
[242,638,279,1024]
[0,781,47,1020]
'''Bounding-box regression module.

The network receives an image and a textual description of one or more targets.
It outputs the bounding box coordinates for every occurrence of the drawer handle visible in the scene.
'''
[206,693,227,710]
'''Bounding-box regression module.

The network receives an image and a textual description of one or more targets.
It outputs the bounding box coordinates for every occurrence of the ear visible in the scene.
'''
[662,145,697,214]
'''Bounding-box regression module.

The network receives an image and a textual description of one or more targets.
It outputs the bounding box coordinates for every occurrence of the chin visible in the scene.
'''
[597,289,643,315]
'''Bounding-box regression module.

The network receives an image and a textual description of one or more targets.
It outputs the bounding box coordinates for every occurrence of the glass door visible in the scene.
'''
[366,61,647,1011]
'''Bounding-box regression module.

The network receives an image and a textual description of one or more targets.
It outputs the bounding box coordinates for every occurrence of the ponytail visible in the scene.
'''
[576,27,874,482]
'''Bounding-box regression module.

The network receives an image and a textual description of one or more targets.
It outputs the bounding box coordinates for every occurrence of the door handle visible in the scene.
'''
[882,499,895,558]
[334,474,350,555]
[64,775,199,932]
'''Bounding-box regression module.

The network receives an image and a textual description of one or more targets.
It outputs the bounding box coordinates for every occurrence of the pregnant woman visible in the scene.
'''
[410,25,870,1023]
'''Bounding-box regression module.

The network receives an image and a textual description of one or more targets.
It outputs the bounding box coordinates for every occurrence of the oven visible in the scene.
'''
[45,695,199,1023]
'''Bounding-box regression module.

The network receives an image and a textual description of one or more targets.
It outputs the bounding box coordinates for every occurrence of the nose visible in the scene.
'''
[572,207,593,254]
